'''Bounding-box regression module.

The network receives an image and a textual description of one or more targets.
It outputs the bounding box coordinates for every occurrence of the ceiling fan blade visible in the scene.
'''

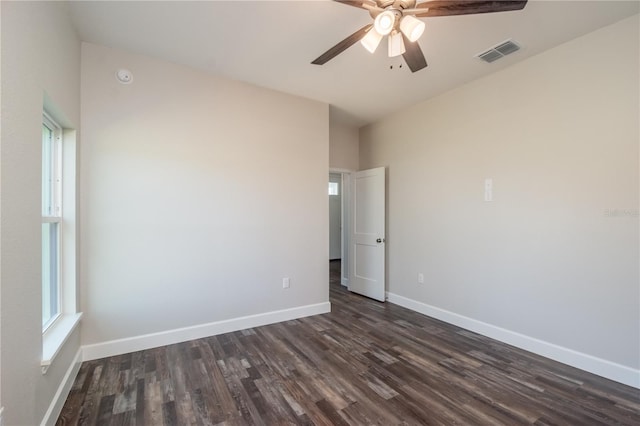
[412,0,527,17]
[312,24,373,65]
[401,34,428,73]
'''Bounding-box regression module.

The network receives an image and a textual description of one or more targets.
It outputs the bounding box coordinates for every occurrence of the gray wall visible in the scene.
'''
[80,43,330,345]
[360,15,639,371]
[0,2,81,424]
[329,119,359,171]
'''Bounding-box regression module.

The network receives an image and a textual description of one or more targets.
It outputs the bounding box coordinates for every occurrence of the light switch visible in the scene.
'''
[484,178,493,202]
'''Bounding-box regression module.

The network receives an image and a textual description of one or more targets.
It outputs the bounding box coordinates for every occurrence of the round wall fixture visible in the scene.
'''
[115,69,133,84]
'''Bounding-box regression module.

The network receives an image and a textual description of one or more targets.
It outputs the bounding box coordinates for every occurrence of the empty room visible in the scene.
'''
[0,1,638,425]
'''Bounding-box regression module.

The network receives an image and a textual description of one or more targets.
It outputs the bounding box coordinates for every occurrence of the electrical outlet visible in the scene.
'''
[418,273,424,284]
[282,277,290,289]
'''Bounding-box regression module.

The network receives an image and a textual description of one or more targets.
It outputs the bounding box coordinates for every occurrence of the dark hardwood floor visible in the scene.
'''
[58,260,639,425]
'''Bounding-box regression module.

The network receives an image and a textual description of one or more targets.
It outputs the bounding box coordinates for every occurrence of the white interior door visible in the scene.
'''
[349,167,385,301]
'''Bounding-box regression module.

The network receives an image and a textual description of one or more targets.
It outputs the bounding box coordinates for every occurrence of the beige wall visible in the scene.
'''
[80,43,329,345]
[330,119,359,171]
[360,15,639,373]
[0,2,81,424]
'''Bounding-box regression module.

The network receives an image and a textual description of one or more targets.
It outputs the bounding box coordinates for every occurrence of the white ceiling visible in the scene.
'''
[68,1,639,126]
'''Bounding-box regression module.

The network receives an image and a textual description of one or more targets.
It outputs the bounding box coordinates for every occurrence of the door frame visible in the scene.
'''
[330,168,354,287]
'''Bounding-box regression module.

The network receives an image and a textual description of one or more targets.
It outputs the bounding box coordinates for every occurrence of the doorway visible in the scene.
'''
[329,173,342,260]
[329,171,351,287]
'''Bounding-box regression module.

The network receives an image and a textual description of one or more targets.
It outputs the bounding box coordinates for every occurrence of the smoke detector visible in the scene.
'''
[115,69,133,84]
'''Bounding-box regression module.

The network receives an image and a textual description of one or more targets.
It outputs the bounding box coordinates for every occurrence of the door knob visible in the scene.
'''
[376,238,383,243]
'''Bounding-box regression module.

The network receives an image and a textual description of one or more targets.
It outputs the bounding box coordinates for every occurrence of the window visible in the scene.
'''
[328,182,339,196]
[42,113,62,330]
[40,105,81,372]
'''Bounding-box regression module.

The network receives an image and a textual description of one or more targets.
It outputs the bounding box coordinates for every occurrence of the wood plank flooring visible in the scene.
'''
[57,261,640,425]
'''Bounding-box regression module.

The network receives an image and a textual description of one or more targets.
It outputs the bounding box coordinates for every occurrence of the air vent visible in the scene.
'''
[476,39,521,63]
[478,50,503,63]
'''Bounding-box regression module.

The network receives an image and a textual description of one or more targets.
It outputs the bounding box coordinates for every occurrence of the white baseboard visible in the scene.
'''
[83,302,331,361]
[386,292,639,389]
[40,348,83,426]
[341,278,348,286]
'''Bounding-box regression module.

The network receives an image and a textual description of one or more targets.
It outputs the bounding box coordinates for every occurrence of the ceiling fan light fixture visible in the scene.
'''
[399,15,425,42]
[388,31,406,57]
[374,10,396,36]
[311,0,529,73]
[360,27,383,53]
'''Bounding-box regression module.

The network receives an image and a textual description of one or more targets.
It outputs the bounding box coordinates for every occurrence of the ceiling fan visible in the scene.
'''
[312,0,528,73]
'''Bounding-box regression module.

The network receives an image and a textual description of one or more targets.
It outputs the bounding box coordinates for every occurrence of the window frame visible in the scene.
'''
[42,112,63,332]
[328,181,339,196]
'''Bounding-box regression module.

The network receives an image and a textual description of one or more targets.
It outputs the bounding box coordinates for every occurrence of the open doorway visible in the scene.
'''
[329,173,342,260]
[329,171,351,287]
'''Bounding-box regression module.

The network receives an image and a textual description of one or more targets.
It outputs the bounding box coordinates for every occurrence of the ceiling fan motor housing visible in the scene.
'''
[369,0,417,18]
[380,0,416,9]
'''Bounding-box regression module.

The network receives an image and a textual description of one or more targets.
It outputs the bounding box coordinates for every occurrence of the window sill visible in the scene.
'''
[42,312,82,374]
